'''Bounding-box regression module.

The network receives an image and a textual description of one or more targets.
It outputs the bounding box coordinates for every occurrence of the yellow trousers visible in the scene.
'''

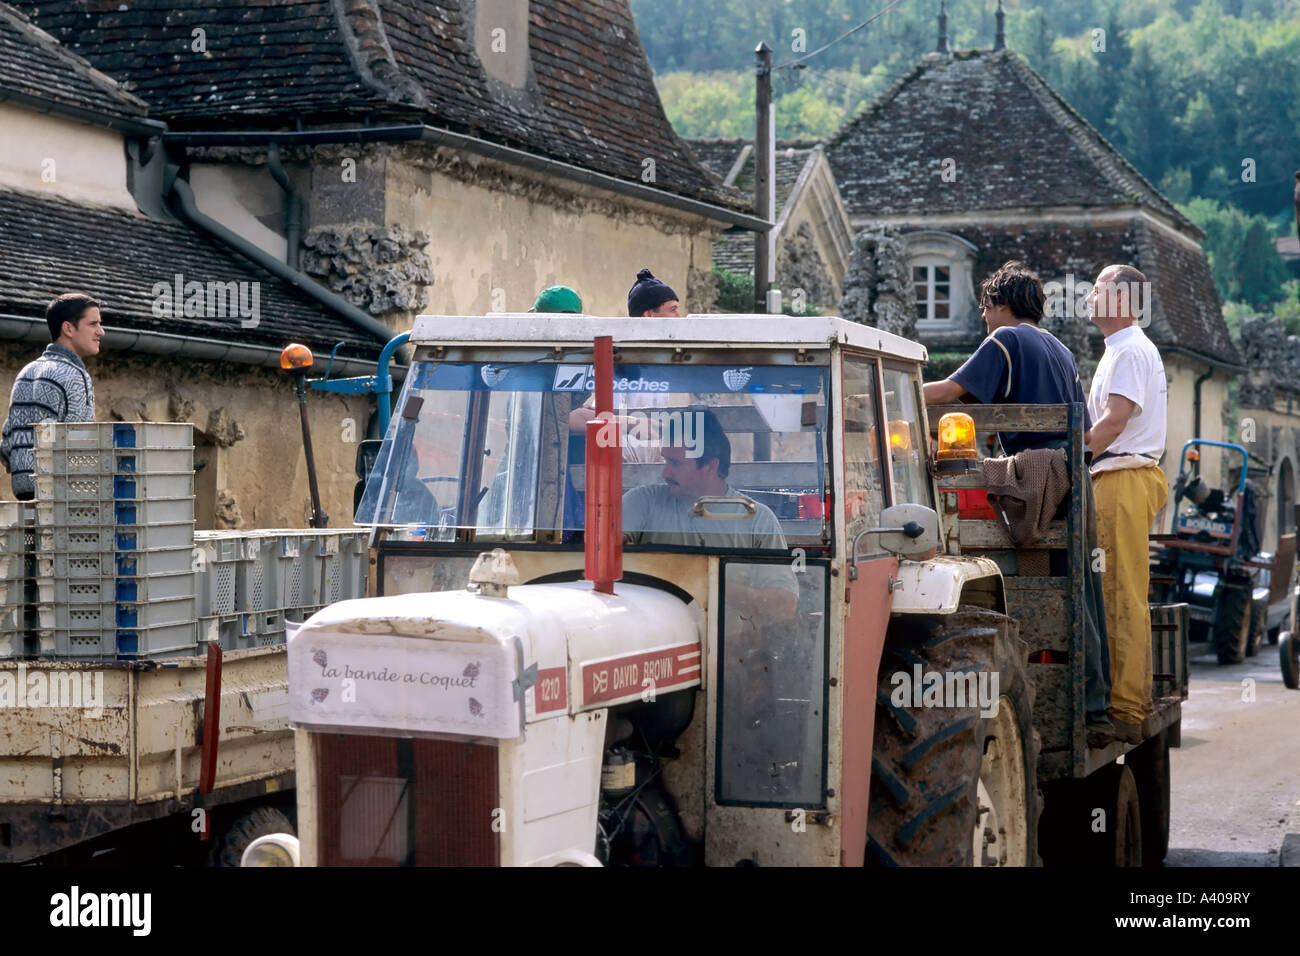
[1093,465,1168,725]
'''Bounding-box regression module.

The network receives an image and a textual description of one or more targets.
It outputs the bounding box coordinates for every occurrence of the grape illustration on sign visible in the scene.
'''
[723,367,752,391]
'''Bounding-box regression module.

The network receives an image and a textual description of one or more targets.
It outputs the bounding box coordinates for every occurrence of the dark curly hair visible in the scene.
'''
[979,261,1045,322]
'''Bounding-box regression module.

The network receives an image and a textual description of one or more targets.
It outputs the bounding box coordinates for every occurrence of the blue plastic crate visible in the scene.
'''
[112,423,193,450]
[114,546,193,577]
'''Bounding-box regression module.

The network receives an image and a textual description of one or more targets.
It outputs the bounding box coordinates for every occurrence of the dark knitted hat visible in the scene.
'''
[627,268,678,316]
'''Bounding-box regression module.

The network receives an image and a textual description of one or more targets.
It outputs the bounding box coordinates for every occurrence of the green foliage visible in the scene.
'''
[1272,280,1300,335]
[713,266,754,313]
[658,68,886,140]
[1180,198,1289,305]
[635,0,1300,222]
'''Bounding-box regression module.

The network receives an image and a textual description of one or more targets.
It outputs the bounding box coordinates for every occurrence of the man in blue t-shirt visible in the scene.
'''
[922,260,1090,453]
[923,261,1114,746]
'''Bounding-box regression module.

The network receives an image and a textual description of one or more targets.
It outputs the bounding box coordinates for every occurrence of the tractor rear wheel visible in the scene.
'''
[867,607,1040,866]
[1213,573,1251,665]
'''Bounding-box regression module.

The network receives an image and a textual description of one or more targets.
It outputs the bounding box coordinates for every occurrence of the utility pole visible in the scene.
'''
[754,42,777,313]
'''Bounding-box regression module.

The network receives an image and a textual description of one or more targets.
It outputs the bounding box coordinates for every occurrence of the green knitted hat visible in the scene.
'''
[531,286,583,313]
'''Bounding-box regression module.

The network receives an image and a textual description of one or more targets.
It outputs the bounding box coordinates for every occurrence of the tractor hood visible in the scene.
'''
[288,582,703,740]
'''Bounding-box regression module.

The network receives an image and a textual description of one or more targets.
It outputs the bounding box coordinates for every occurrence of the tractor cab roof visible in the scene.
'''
[409,313,927,363]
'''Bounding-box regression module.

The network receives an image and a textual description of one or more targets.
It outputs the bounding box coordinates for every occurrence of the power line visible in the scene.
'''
[773,0,913,71]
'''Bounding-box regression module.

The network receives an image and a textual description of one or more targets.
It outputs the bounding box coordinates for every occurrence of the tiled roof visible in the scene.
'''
[0,188,383,359]
[14,0,735,209]
[827,50,1197,235]
[897,218,1240,365]
[0,2,148,122]
[688,139,819,276]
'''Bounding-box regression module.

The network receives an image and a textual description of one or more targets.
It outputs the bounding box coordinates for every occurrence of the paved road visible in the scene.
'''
[1165,639,1300,866]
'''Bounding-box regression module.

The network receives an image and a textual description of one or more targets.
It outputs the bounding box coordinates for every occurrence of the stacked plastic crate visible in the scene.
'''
[32,423,197,659]
[195,529,368,650]
[0,502,35,658]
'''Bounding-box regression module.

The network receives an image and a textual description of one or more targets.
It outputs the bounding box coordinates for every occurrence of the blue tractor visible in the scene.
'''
[1150,440,1294,665]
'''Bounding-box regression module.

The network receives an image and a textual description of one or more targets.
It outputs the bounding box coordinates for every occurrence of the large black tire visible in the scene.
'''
[1213,574,1251,665]
[867,607,1041,867]
[1281,631,1300,690]
[206,806,295,867]
[1246,594,1265,658]
[1127,729,1171,866]
[1041,762,1143,866]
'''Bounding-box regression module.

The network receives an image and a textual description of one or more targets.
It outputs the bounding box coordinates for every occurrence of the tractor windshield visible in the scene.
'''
[355,358,830,550]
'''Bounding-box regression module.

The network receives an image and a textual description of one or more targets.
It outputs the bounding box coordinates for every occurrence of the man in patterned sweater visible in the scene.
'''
[2,293,103,500]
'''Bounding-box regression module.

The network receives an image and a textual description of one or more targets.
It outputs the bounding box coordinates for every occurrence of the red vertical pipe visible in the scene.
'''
[199,641,222,794]
[585,336,622,594]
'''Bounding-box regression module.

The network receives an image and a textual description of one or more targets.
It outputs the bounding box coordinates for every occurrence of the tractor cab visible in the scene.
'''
[255,314,1006,868]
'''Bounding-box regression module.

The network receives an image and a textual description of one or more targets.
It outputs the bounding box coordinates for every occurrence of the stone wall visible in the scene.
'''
[839,225,916,339]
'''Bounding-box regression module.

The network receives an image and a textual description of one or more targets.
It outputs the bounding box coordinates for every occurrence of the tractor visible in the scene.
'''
[241,313,1186,868]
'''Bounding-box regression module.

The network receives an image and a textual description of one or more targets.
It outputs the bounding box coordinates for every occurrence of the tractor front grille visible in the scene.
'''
[314,733,500,866]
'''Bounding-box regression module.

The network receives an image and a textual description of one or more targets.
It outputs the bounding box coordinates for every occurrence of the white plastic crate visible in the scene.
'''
[38,552,108,579]
[113,521,195,553]
[110,447,194,474]
[113,546,193,578]
[38,603,110,632]
[114,621,198,658]
[199,614,246,651]
[33,473,116,501]
[34,499,114,527]
[38,526,115,553]
[113,596,196,630]
[114,571,196,604]
[111,497,194,526]
[49,629,115,659]
[36,421,193,450]
[111,473,193,500]
[34,447,110,476]
[0,630,22,659]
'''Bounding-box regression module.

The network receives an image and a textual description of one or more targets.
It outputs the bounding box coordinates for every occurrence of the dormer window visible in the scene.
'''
[914,263,950,322]
[904,230,979,335]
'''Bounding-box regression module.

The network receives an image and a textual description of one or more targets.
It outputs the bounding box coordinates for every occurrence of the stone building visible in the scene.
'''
[4,0,757,528]
[16,0,752,319]
[825,38,1243,514]
[0,2,384,528]
[689,139,853,312]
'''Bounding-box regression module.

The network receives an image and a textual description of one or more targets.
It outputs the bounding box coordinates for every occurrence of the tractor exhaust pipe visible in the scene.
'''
[585,335,622,594]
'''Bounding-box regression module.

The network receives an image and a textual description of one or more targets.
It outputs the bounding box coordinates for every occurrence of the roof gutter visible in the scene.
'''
[0,313,404,379]
[0,87,165,137]
[164,125,768,231]
[1162,345,1247,375]
[166,174,395,344]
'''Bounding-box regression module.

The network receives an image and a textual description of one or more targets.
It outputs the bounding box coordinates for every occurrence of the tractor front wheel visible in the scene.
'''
[867,607,1040,866]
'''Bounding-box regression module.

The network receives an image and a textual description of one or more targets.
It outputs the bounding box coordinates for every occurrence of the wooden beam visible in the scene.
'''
[929,403,1069,431]
[959,519,1067,548]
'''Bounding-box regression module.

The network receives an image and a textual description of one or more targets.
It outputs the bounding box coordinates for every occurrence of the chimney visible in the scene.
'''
[994,0,1006,50]
[936,1,950,54]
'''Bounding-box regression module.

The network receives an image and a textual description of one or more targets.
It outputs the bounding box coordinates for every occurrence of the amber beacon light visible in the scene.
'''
[936,412,978,473]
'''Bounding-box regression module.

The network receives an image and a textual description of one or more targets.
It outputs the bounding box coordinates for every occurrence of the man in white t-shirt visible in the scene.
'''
[1084,263,1169,744]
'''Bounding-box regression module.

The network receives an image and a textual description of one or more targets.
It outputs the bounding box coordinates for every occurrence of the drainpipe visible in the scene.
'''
[1193,365,1214,447]
[266,143,302,271]
[166,174,394,344]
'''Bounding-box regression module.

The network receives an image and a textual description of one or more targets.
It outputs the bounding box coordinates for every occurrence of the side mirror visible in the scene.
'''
[356,439,383,481]
[848,503,942,578]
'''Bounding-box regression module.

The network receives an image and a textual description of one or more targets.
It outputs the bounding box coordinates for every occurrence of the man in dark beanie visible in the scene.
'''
[627,268,681,317]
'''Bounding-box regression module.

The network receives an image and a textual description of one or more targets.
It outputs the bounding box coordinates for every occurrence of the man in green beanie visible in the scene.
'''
[530,286,583,313]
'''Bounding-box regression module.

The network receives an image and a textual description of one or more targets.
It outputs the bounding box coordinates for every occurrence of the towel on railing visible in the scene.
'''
[980,448,1069,547]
